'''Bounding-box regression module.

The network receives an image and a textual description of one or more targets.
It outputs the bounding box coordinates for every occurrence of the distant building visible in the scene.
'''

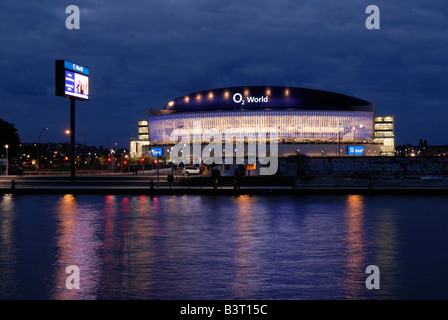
[373,115,395,156]
[396,145,448,157]
[129,120,150,158]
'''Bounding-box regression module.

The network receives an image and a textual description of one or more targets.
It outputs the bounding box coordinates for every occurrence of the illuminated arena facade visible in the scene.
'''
[130,86,394,158]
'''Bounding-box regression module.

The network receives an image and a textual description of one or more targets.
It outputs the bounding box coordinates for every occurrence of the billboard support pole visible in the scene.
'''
[56,60,89,181]
[70,98,76,180]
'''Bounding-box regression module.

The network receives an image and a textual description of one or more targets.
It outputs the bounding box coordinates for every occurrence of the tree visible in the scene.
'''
[0,118,21,160]
[99,154,107,165]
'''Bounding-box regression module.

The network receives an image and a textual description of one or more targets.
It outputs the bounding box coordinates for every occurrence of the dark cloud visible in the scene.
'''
[0,0,447,148]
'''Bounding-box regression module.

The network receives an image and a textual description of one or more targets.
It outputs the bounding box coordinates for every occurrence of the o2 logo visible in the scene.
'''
[233,93,268,106]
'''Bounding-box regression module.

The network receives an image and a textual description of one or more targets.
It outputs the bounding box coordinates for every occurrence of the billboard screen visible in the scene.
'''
[347,145,364,156]
[64,70,89,99]
[56,60,89,100]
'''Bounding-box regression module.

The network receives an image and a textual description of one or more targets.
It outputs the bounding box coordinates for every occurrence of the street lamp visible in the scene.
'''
[64,130,71,171]
[110,149,115,172]
[5,145,8,176]
[37,128,48,174]
[113,142,118,169]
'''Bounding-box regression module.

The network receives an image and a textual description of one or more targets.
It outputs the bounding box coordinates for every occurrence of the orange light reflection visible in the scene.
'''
[343,194,368,299]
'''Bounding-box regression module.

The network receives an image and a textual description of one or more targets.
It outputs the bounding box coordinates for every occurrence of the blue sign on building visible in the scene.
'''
[151,148,163,157]
[347,146,364,156]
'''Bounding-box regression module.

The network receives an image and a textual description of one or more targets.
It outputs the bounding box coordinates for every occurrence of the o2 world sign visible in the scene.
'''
[55,60,89,100]
[232,93,268,106]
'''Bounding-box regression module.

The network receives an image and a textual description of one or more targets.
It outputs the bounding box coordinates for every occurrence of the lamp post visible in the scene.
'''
[352,126,356,156]
[338,123,344,157]
[5,145,8,176]
[338,124,341,157]
[37,128,48,174]
[64,130,70,174]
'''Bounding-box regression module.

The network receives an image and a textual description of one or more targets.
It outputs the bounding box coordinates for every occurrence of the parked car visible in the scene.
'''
[182,166,201,176]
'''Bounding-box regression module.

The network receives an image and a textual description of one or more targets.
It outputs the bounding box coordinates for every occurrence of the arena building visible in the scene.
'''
[130,86,395,160]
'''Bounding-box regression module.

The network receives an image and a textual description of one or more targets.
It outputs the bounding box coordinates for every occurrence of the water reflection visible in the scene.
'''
[101,195,118,297]
[116,196,155,298]
[0,194,443,299]
[0,195,17,299]
[129,196,158,295]
[372,207,401,298]
[232,195,257,298]
[99,195,166,298]
[343,195,368,299]
[52,194,102,299]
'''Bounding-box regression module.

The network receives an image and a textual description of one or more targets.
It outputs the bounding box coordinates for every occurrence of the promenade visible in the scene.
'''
[1,171,448,195]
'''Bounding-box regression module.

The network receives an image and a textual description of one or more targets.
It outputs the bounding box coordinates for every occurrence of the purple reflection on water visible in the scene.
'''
[1,194,448,299]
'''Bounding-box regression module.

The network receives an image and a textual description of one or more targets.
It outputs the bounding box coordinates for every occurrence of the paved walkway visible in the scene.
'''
[1,174,448,195]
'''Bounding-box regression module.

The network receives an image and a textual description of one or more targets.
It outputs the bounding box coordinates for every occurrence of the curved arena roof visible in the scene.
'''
[163,86,374,113]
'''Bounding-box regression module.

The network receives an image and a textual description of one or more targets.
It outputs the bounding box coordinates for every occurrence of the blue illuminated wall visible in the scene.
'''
[148,110,373,143]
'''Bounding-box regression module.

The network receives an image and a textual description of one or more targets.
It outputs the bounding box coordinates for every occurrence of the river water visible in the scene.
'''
[0,193,447,300]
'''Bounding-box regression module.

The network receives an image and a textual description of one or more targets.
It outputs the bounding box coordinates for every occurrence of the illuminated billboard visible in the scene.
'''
[55,60,89,100]
[347,145,364,156]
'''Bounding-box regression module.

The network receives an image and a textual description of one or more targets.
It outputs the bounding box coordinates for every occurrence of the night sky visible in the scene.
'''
[0,0,447,150]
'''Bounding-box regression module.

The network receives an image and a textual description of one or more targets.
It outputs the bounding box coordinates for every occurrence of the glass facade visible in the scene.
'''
[148,110,373,144]
[138,120,149,140]
[374,116,395,155]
